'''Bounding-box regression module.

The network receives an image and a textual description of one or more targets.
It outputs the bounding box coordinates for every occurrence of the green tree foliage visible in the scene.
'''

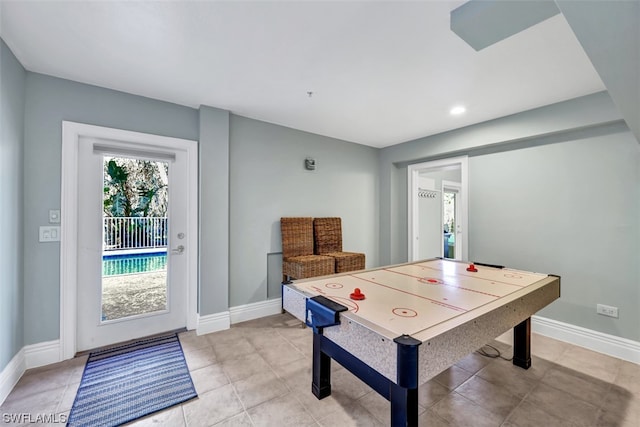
[103,158,168,218]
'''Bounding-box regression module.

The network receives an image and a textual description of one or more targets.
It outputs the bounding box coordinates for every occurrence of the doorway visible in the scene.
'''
[61,122,198,358]
[407,157,468,262]
[442,180,462,259]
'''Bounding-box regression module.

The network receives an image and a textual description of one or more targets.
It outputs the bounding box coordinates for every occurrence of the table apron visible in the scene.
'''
[324,317,398,381]
[417,279,560,382]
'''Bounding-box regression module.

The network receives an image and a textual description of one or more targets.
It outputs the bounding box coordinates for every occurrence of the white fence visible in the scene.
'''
[103,217,168,251]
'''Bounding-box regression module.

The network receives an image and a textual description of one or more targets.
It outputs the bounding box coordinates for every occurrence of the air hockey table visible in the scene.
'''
[282,258,560,427]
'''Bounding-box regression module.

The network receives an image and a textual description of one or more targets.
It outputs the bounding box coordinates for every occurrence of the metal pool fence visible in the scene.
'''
[103,217,167,251]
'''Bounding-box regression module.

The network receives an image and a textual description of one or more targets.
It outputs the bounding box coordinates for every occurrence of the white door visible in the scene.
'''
[76,136,191,351]
[417,188,443,259]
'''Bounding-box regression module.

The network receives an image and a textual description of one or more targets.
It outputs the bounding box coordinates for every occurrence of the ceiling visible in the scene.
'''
[0,1,606,148]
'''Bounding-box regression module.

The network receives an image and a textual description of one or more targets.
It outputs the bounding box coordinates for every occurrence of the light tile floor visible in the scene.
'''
[1,313,639,426]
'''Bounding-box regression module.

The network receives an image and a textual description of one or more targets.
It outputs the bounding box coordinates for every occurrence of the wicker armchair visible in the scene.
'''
[281,217,335,283]
[313,217,365,273]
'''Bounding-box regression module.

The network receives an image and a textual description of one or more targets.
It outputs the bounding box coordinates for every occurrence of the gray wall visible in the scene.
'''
[22,73,198,345]
[379,91,623,266]
[229,115,379,306]
[379,91,639,342]
[198,106,230,315]
[469,127,639,340]
[0,40,26,371]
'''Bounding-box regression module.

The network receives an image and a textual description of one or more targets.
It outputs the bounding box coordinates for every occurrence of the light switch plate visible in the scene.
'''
[39,226,61,242]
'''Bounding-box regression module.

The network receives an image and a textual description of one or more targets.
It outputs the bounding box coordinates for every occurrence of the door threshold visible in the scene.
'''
[74,327,187,357]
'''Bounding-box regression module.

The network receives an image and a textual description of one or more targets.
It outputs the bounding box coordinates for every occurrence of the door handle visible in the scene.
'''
[171,245,185,254]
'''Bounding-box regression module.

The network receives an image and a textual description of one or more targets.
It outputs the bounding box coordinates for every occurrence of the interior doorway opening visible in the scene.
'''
[408,157,468,262]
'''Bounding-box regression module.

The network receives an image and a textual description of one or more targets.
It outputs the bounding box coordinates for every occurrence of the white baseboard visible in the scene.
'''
[0,339,62,404]
[532,315,640,364]
[0,349,25,406]
[230,298,282,325]
[24,340,61,369]
[196,311,230,336]
[2,298,279,404]
[195,298,283,336]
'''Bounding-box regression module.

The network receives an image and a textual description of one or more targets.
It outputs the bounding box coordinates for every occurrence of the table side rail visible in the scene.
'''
[412,275,560,342]
[416,276,560,382]
[282,284,309,322]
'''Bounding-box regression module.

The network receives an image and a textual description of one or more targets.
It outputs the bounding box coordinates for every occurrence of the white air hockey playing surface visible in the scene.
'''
[286,258,549,339]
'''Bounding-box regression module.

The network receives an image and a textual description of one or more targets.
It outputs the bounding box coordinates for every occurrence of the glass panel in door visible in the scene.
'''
[101,156,169,321]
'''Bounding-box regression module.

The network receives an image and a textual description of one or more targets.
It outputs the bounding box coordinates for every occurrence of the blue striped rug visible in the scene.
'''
[67,334,197,427]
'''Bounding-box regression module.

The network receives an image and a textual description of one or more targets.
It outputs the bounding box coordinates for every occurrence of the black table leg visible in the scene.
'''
[513,317,531,369]
[312,331,332,399]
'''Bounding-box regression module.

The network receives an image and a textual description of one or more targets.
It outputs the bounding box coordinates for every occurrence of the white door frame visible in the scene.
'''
[60,121,198,360]
[407,156,469,262]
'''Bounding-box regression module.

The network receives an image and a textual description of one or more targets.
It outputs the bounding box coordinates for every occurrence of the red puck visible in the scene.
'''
[466,264,478,272]
[350,288,365,300]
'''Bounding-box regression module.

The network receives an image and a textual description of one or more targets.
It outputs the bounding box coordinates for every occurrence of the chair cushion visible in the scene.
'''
[283,255,335,279]
[324,252,365,273]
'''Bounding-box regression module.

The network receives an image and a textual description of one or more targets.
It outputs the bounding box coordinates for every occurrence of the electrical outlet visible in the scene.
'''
[596,304,619,318]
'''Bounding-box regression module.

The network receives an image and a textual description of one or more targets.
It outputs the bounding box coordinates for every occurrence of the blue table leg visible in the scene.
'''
[392,335,421,427]
[310,331,422,427]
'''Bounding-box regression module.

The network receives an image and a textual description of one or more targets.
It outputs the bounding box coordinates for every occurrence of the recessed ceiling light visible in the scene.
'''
[450,106,466,115]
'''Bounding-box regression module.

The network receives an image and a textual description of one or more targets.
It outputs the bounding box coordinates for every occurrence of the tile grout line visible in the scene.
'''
[261,337,321,426]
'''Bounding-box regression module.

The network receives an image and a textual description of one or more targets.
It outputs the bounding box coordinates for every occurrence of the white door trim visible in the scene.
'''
[60,121,198,360]
[407,156,469,262]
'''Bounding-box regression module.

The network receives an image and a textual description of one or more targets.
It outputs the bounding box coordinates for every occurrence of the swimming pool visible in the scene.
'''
[102,251,167,276]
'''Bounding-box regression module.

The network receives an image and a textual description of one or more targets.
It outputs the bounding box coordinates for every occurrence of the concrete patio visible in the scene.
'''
[101,271,167,321]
